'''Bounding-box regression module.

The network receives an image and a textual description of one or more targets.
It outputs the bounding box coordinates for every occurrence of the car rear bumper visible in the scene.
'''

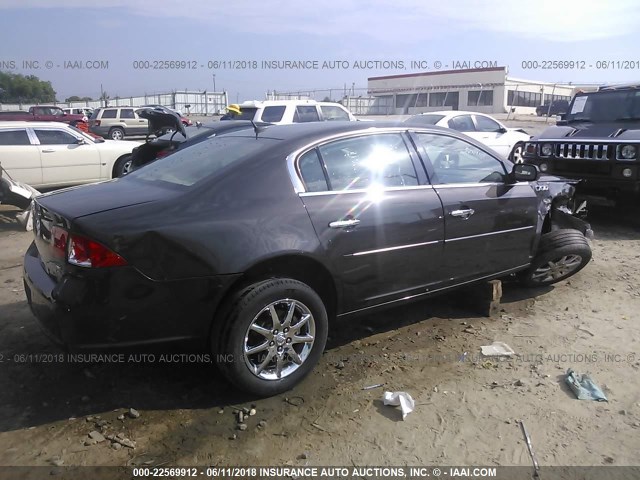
[23,241,241,351]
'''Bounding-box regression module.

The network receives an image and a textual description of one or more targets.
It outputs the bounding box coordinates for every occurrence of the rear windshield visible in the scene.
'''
[89,109,100,120]
[235,107,259,121]
[405,114,445,125]
[126,134,279,187]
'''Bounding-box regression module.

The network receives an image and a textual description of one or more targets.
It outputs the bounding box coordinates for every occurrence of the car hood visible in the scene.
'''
[136,107,186,138]
[533,122,640,141]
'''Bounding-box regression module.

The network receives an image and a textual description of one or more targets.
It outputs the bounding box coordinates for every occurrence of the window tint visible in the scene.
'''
[416,133,506,185]
[101,109,117,119]
[120,109,135,119]
[448,115,475,132]
[405,114,445,125]
[320,105,350,121]
[34,129,78,145]
[474,115,501,132]
[293,106,320,123]
[298,149,328,192]
[318,134,418,190]
[235,107,259,121]
[261,106,286,122]
[0,129,31,145]
[127,135,279,187]
[89,109,100,120]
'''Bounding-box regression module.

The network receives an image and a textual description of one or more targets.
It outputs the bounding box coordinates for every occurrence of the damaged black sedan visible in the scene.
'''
[23,122,592,396]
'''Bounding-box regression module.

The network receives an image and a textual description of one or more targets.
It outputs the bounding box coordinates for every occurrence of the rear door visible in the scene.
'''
[296,131,445,313]
[120,108,147,135]
[0,128,42,186]
[32,127,101,187]
[412,132,538,283]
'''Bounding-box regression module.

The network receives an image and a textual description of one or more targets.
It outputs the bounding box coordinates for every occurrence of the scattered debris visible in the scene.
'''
[249,408,257,416]
[481,341,515,357]
[257,420,267,429]
[565,369,608,401]
[50,458,64,467]
[297,452,309,460]
[117,414,125,421]
[88,431,106,443]
[335,361,345,369]
[382,391,415,421]
[237,424,248,431]
[237,411,244,423]
[311,423,327,432]
[112,443,122,451]
[128,408,140,419]
[284,396,304,406]
[519,421,540,478]
[514,379,527,387]
[218,409,224,414]
[362,383,384,390]
[228,434,237,440]
[105,434,136,449]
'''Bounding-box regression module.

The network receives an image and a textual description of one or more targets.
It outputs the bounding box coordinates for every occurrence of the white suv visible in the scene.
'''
[225,100,356,124]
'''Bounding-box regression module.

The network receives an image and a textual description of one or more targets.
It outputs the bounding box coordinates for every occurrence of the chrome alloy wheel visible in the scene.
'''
[243,299,315,380]
[531,255,583,283]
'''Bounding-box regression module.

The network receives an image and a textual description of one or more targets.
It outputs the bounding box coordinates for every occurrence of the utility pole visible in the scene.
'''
[212,74,216,92]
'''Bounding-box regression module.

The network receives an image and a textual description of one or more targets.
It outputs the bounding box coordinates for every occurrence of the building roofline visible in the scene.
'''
[368,66,506,81]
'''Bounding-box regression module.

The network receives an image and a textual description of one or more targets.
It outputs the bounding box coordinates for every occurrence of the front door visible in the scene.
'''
[32,128,101,187]
[412,132,538,283]
[0,128,43,186]
[296,132,445,313]
[120,108,147,135]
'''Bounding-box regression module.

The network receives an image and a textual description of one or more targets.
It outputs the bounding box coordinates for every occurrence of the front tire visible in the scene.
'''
[113,155,132,177]
[213,278,328,397]
[520,229,592,287]
[509,142,525,164]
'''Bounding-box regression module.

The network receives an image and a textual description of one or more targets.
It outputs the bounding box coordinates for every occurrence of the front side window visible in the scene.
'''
[34,129,78,145]
[316,134,418,191]
[320,105,350,121]
[261,106,286,123]
[415,133,506,185]
[448,115,475,132]
[0,129,31,145]
[474,115,501,132]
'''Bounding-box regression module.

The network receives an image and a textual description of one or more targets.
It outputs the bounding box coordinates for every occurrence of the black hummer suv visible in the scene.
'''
[523,83,640,203]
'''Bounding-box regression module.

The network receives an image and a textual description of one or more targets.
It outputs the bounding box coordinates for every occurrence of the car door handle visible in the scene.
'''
[41,149,55,153]
[450,208,475,219]
[329,219,360,229]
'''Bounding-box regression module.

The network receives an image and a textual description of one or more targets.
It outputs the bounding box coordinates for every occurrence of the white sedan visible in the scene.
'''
[405,111,531,162]
[0,122,142,189]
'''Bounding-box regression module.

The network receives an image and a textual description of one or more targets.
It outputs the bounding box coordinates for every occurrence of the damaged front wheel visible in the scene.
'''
[520,229,592,287]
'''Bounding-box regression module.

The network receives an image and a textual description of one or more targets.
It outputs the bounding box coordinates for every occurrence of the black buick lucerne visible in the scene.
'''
[23,122,592,396]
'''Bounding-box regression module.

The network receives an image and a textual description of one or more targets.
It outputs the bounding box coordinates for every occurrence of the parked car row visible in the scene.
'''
[22,120,593,396]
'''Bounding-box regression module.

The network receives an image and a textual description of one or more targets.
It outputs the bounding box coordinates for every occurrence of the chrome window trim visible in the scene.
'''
[445,225,535,243]
[347,239,440,257]
[432,181,530,189]
[299,185,436,197]
[286,127,419,194]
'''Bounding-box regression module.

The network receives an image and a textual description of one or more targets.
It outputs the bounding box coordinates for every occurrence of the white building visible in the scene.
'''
[366,66,576,115]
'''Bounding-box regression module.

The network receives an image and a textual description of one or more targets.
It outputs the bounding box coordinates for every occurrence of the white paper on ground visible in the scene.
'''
[382,391,415,420]
[481,341,516,357]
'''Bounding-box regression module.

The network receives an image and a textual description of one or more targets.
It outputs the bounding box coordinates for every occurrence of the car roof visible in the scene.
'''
[238,99,319,108]
[0,121,71,128]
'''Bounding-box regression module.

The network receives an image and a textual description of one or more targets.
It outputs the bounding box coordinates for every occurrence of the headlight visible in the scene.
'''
[541,144,553,156]
[622,168,633,178]
[620,145,636,159]
[539,163,549,172]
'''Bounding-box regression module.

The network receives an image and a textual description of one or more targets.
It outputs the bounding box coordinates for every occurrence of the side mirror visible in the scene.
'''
[497,127,507,134]
[75,138,86,145]
[511,163,538,182]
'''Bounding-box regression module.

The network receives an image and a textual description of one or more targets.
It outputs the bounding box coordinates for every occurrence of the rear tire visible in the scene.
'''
[520,229,591,287]
[109,127,125,140]
[213,278,328,397]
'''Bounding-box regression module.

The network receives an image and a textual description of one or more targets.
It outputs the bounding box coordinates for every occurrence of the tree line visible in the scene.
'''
[0,71,92,103]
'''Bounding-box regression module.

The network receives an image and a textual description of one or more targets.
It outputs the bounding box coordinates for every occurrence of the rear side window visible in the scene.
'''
[317,134,418,190]
[320,105,350,121]
[101,109,117,119]
[261,106,286,123]
[0,129,31,145]
[127,135,280,187]
[34,129,78,145]
[120,109,135,119]
[293,106,320,123]
[298,149,328,192]
[448,115,475,132]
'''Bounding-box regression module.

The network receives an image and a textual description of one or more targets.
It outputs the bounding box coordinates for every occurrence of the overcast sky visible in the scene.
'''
[0,0,638,101]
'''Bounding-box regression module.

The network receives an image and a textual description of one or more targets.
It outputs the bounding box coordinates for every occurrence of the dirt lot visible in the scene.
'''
[0,203,639,470]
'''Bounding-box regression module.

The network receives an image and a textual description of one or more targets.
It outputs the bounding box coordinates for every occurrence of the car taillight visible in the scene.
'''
[156,147,175,158]
[68,234,128,268]
[51,226,69,260]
